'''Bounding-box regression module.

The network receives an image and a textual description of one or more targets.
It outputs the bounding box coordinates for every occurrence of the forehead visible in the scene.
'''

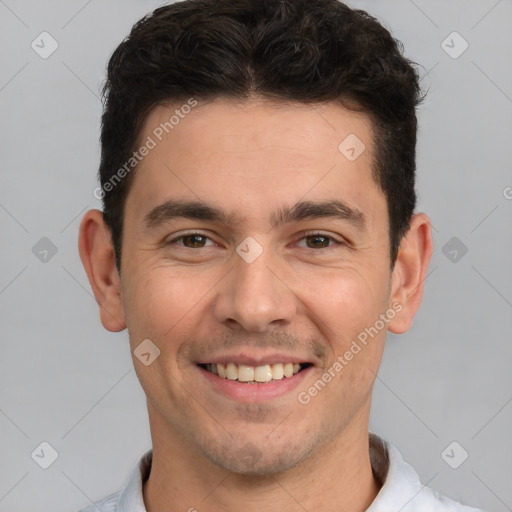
[126,97,386,232]
[144,97,374,158]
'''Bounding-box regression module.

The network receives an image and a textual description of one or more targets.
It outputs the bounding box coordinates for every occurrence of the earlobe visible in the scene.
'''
[78,209,126,332]
[387,213,433,334]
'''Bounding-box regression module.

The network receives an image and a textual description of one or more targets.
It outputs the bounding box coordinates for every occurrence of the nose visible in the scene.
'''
[213,247,297,333]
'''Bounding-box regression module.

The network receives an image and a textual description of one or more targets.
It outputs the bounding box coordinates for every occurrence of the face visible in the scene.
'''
[116,98,399,474]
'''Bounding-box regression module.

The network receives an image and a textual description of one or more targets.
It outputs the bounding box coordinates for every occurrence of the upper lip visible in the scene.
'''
[197,352,314,366]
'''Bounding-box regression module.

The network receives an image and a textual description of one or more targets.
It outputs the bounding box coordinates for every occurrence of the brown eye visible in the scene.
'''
[295,232,344,251]
[182,234,208,248]
[306,235,331,248]
[167,232,215,248]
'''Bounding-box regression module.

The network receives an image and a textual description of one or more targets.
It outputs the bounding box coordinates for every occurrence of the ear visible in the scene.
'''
[78,209,126,332]
[387,212,433,334]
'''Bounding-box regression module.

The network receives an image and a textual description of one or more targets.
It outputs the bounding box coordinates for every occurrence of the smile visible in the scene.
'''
[200,362,311,383]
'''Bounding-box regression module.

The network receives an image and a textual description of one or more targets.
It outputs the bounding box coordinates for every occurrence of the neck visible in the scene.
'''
[143,406,381,512]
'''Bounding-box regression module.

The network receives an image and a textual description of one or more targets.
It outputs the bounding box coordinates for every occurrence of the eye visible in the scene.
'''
[167,232,215,248]
[296,232,344,249]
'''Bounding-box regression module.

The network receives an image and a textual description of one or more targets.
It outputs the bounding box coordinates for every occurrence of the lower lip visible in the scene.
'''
[197,365,313,402]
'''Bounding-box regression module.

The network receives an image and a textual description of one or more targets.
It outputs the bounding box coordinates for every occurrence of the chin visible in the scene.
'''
[203,437,318,476]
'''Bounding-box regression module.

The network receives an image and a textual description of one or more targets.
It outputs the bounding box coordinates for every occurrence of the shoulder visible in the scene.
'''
[369,434,487,512]
[76,491,121,512]
[394,443,484,511]
[75,449,152,512]
[404,483,486,512]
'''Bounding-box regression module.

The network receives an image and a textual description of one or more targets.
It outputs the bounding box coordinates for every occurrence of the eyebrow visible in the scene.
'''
[143,198,367,231]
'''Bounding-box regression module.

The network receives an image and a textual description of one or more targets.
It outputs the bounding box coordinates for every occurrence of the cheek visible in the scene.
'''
[299,265,390,342]
[122,270,201,399]
[122,263,226,357]
[297,264,390,398]
[121,267,193,343]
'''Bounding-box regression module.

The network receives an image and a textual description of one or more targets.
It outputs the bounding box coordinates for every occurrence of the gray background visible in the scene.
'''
[1,1,511,511]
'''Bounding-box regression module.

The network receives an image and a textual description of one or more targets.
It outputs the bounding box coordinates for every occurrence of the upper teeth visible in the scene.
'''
[206,363,301,382]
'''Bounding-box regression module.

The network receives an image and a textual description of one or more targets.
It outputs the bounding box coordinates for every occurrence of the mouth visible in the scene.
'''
[198,362,313,384]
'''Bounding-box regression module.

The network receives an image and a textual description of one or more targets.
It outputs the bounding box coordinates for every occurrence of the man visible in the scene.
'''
[78,0,484,510]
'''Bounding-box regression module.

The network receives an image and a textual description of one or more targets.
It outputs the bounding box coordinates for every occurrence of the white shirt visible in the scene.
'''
[78,434,485,512]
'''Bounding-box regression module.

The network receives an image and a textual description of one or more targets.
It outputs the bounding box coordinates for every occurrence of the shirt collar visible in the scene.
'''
[116,450,152,512]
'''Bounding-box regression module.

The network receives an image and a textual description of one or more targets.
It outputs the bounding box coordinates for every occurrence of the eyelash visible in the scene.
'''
[166,231,345,249]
